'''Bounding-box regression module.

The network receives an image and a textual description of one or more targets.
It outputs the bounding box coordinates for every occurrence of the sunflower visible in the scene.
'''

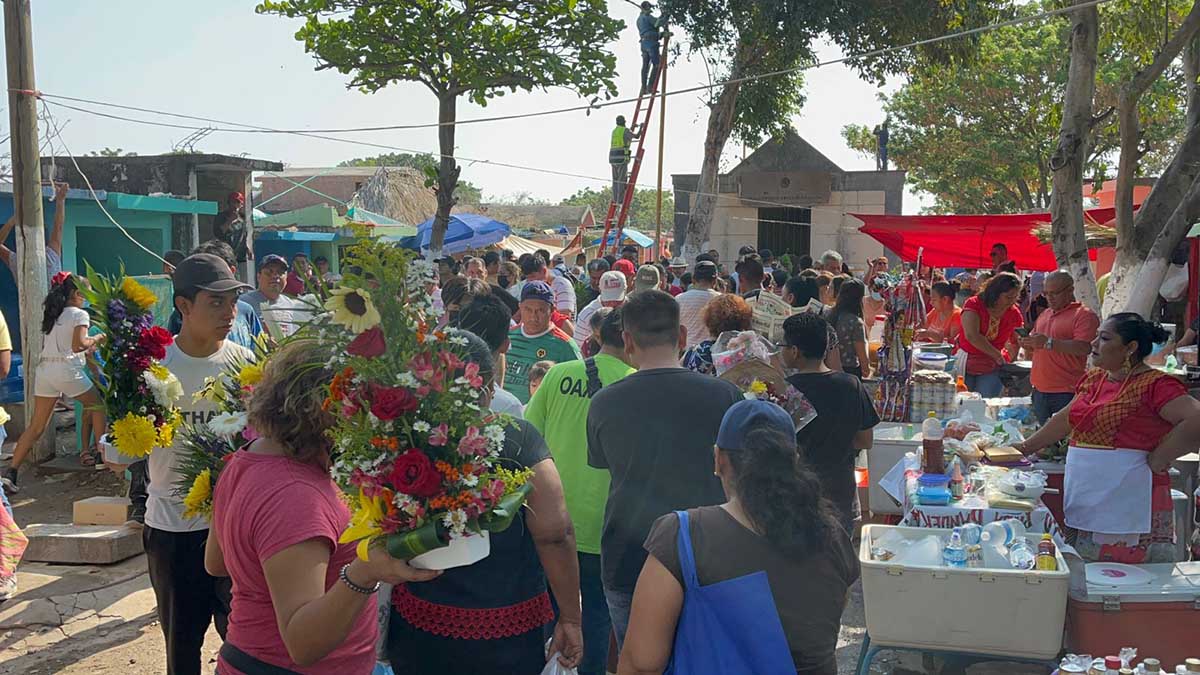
[325,287,382,334]
[111,412,158,458]
[182,469,213,520]
[120,277,158,311]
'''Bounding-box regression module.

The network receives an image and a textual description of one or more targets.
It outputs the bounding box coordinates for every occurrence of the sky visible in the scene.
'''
[13,1,922,211]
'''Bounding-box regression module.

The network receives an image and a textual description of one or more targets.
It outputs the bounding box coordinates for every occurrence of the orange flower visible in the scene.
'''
[330,367,355,402]
[434,460,460,483]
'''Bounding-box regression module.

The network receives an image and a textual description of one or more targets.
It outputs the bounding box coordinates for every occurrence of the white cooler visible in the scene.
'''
[860,525,1070,660]
[868,424,922,515]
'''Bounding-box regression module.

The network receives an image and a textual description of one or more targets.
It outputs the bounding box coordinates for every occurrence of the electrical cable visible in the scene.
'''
[27,0,1113,134]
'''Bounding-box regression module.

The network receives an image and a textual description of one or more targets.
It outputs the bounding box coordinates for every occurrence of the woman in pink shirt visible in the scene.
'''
[955,272,1023,397]
[206,342,440,674]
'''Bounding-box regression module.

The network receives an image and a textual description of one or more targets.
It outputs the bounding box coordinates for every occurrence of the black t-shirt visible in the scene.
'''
[405,418,552,609]
[587,367,743,593]
[645,506,860,674]
[786,371,880,518]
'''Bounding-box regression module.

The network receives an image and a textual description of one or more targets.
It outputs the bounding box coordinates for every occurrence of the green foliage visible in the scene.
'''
[88,147,136,157]
[841,1,1189,214]
[339,153,482,204]
[559,186,673,230]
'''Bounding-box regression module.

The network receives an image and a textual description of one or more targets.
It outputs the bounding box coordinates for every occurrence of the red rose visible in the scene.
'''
[370,384,419,421]
[347,326,386,358]
[137,326,173,360]
[389,449,443,498]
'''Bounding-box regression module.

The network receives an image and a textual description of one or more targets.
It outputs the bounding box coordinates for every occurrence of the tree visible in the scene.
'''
[560,186,673,231]
[339,152,482,204]
[88,147,137,157]
[840,5,1186,215]
[666,0,1004,261]
[259,0,623,257]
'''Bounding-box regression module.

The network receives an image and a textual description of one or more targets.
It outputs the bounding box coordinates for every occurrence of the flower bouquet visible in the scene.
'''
[711,330,779,376]
[173,337,269,520]
[719,358,817,430]
[318,236,531,569]
[81,267,183,462]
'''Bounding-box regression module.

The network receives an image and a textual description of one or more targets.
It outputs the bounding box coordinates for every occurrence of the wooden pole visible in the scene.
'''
[4,0,50,459]
[654,32,669,257]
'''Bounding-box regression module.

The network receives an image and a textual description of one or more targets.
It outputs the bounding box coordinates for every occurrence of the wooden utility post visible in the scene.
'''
[654,31,669,256]
[5,0,51,459]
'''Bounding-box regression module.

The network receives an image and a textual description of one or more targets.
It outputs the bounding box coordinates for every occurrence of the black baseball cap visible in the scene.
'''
[173,253,252,295]
[694,261,718,280]
[620,244,639,254]
[737,245,756,256]
[258,254,288,271]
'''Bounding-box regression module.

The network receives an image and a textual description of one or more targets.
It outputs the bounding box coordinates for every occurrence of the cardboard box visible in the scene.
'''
[72,496,130,526]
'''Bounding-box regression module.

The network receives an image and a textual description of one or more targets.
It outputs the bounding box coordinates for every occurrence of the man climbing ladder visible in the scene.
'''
[638,1,664,95]
[609,115,641,208]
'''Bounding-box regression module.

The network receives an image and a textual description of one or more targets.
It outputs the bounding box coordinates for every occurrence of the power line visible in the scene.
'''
[27,0,1112,134]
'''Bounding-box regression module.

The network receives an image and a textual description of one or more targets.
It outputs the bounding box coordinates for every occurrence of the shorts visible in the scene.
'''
[34,358,93,398]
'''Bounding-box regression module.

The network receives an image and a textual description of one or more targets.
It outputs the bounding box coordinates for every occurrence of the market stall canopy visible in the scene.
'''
[589,227,654,249]
[498,234,544,258]
[398,213,511,255]
[854,208,1115,271]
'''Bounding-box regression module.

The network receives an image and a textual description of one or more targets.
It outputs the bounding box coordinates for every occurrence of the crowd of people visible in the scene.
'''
[2,229,1198,673]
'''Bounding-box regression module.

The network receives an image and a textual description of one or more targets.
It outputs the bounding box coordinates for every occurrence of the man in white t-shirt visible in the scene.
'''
[677,260,722,349]
[574,270,627,347]
[241,254,308,338]
[147,253,254,675]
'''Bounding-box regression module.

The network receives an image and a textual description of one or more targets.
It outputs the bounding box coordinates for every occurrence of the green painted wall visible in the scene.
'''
[67,203,174,276]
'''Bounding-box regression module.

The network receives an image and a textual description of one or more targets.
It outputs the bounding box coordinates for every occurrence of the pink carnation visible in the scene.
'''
[462,362,484,389]
[428,423,449,447]
[456,426,489,457]
[409,353,437,384]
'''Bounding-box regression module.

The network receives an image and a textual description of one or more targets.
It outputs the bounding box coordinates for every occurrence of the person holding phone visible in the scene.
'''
[1019,271,1099,423]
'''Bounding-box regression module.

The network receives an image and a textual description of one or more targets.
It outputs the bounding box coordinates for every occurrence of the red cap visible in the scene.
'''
[229,191,245,204]
[612,258,636,279]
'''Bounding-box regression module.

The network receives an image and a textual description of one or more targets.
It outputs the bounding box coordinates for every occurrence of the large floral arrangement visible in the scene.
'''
[719,358,817,430]
[319,237,531,562]
[174,337,269,520]
[81,267,182,458]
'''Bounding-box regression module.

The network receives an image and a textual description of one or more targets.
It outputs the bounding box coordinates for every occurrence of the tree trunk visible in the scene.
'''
[1185,37,1199,131]
[681,39,747,263]
[430,93,461,260]
[1048,1,1100,313]
[1122,174,1200,315]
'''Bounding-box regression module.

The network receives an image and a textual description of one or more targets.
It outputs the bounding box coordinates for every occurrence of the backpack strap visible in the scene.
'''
[584,357,603,397]
[673,510,699,589]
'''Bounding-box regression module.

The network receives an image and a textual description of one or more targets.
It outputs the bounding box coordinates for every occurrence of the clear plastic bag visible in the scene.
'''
[711,330,778,376]
[540,653,579,675]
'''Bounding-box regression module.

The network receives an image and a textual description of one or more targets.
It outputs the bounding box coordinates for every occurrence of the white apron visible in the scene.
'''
[1063,445,1152,538]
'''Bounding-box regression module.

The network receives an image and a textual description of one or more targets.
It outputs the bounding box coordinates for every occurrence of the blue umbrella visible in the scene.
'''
[589,227,654,249]
[399,213,511,255]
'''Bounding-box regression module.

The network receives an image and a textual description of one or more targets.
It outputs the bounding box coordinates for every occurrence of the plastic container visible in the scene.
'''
[922,412,945,474]
[916,473,952,505]
[860,525,1069,659]
[868,424,923,515]
[1066,562,1200,667]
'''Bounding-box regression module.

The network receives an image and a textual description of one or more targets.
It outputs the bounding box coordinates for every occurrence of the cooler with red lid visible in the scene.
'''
[1066,561,1200,667]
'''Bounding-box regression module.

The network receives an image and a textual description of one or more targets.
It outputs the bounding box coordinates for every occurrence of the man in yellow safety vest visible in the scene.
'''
[609,115,641,208]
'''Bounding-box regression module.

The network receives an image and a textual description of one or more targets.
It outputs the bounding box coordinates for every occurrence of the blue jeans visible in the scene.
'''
[1032,389,1074,424]
[604,586,634,652]
[578,553,611,675]
[964,371,1003,397]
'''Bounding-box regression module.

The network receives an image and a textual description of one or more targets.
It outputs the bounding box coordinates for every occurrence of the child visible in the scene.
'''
[527,360,555,399]
[3,272,106,492]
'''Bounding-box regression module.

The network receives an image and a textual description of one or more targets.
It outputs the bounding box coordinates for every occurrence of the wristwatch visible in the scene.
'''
[1045,338,1054,352]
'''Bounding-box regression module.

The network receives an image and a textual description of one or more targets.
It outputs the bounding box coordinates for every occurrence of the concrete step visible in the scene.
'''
[22,523,144,565]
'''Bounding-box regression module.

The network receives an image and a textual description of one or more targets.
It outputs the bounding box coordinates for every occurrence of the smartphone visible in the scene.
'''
[1014,327,1030,338]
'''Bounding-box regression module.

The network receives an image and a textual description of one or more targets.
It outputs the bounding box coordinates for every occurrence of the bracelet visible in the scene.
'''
[339,563,380,595]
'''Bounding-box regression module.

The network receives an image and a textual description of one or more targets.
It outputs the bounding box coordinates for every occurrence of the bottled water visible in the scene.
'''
[942,527,968,568]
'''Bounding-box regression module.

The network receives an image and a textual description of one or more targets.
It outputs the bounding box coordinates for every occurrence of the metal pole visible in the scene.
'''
[5,0,50,459]
[654,31,669,257]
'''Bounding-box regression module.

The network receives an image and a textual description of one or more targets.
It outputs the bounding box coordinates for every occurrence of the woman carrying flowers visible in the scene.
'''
[5,272,106,489]
[386,330,584,675]
[206,340,441,674]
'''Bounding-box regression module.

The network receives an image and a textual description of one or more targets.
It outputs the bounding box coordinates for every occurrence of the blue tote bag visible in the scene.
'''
[664,510,796,675]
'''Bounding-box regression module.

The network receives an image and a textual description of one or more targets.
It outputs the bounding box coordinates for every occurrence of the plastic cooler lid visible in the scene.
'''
[917,473,950,486]
[1081,562,1200,602]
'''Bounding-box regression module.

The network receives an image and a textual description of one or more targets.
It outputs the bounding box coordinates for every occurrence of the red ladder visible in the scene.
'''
[598,35,667,257]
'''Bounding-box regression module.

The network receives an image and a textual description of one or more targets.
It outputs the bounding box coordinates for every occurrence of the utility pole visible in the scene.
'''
[5,0,51,459]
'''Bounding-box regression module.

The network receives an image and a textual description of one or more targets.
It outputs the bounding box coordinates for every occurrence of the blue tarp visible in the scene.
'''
[255,230,338,242]
[590,227,653,248]
[398,214,511,255]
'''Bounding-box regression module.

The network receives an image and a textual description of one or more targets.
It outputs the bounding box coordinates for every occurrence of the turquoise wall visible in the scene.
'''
[68,202,173,277]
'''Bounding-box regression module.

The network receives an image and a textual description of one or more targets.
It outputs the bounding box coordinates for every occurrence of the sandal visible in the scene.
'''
[80,447,99,468]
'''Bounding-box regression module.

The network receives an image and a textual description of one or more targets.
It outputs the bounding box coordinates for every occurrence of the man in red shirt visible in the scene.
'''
[1020,271,1100,423]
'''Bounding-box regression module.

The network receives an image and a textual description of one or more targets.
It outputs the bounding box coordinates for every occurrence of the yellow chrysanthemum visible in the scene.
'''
[339,491,386,561]
[182,469,213,520]
[110,413,158,458]
[236,362,264,389]
[121,277,158,310]
[325,287,381,334]
[748,379,768,395]
[156,410,182,447]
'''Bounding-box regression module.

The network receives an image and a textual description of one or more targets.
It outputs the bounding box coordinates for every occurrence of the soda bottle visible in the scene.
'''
[942,527,968,568]
[1036,533,1058,571]
[922,411,945,474]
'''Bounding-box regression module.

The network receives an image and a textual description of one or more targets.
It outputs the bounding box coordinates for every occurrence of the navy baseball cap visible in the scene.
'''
[520,280,554,305]
[716,399,796,450]
[258,254,288,271]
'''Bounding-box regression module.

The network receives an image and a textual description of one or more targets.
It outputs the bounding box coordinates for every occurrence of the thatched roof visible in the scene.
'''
[348,167,437,227]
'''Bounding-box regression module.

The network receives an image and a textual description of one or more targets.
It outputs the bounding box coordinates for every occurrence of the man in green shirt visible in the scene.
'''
[526,307,633,675]
[505,280,581,404]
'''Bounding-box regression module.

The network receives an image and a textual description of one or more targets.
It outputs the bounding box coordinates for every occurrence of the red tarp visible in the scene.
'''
[854,208,1115,272]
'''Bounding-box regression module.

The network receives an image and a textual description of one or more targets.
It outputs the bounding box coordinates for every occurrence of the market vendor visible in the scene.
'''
[917,280,961,343]
[955,272,1023,396]
[1015,313,1200,564]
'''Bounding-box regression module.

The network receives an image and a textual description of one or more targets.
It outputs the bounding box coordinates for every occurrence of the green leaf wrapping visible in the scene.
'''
[479,482,533,534]
[385,521,449,560]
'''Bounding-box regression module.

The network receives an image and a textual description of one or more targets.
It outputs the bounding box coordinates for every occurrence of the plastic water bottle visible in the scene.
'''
[1008,538,1037,570]
[981,520,1026,548]
[942,527,968,568]
[922,411,945,474]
